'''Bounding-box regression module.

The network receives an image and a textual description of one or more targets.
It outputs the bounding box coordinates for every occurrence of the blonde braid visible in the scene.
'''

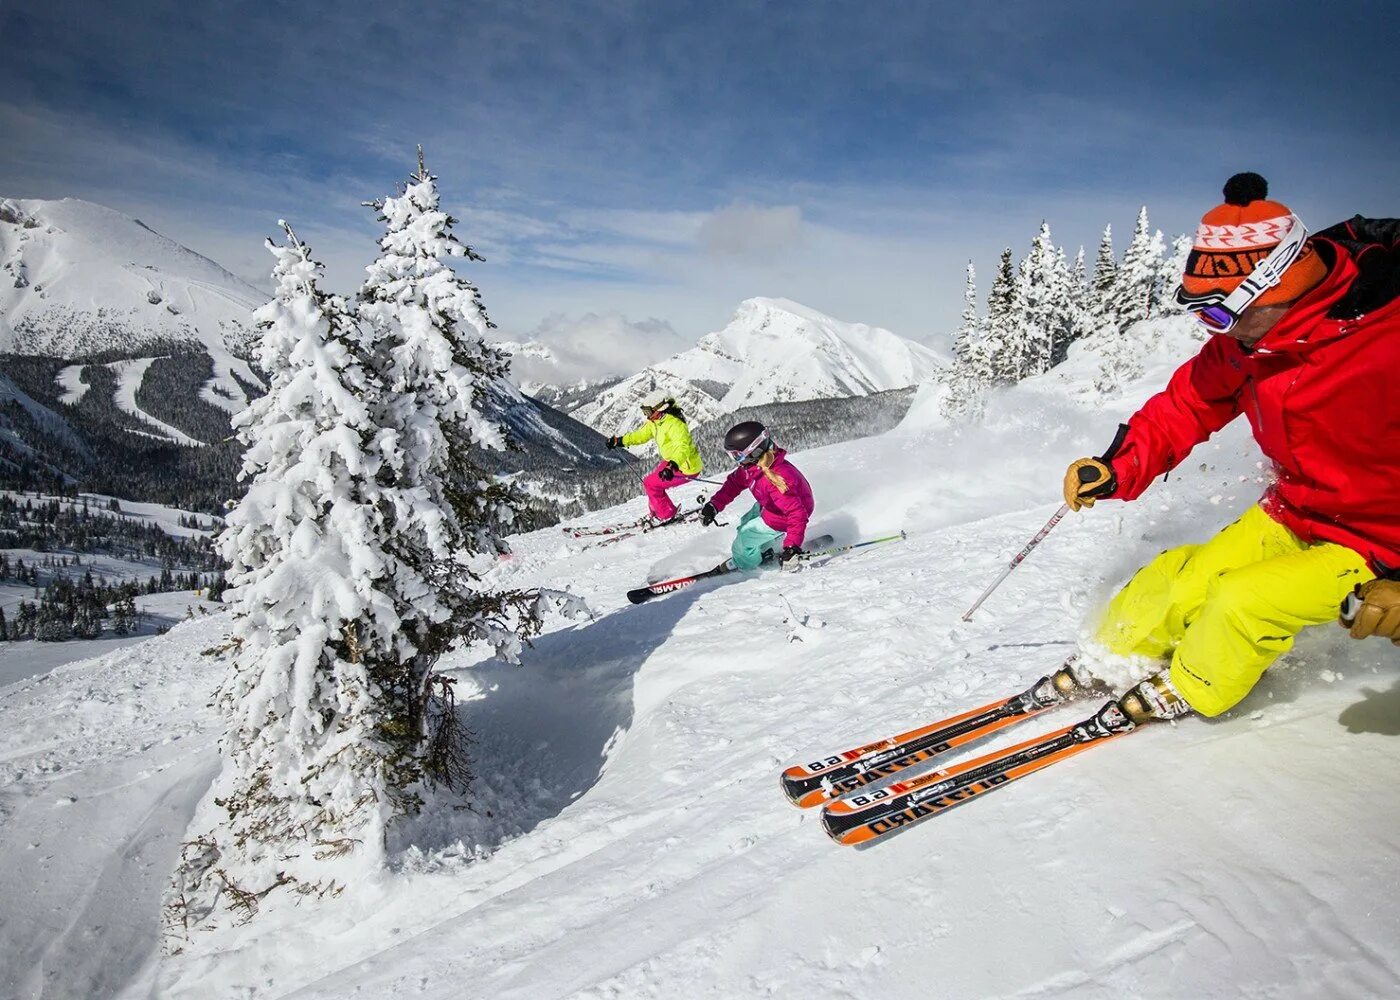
[757,449,788,493]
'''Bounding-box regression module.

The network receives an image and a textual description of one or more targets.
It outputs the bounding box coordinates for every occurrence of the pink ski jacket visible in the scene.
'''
[710,448,814,548]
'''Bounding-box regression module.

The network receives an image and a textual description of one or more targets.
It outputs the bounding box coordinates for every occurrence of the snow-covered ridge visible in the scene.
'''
[0,197,262,359]
[570,297,948,433]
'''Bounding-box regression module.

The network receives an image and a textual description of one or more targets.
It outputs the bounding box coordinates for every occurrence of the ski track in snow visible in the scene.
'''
[6,320,1400,999]
[53,364,89,405]
[107,358,205,447]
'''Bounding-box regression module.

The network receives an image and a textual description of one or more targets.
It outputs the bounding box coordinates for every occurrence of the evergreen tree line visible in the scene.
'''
[0,571,226,643]
[0,494,222,569]
[944,207,1192,412]
[0,558,225,642]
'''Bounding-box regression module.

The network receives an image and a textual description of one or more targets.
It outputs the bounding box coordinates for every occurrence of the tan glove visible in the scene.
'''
[1063,458,1116,512]
[1340,578,1400,646]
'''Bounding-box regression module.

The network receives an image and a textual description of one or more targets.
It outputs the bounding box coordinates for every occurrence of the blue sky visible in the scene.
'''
[3,0,1397,379]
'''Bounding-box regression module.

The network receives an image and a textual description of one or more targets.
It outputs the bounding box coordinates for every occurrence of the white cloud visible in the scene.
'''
[697,203,804,259]
[497,311,690,387]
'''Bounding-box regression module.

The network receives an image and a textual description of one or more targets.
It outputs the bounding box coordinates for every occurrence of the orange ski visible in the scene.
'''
[820,699,1141,846]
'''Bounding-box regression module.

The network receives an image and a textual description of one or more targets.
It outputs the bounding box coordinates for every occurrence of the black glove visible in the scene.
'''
[700,502,717,526]
[779,544,803,569]
[605,436,621,449]
[659,461,679,482]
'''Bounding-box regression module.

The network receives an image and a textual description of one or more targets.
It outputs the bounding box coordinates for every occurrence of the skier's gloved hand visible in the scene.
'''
[1063,458,1116,511]
[605,436,621,449]
[700,502,718,526]
[779,545,803,571]
[1340,578,1400,646]
[659,461,679,482]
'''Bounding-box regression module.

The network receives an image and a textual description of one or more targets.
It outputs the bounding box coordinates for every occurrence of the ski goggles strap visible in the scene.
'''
[1175,215,1309,333]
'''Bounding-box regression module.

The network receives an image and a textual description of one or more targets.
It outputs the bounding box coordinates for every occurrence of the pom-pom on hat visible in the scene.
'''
[1180,172,1326,306]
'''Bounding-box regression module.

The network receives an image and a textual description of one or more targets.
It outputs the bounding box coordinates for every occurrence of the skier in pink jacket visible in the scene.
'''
[701,421,815,571]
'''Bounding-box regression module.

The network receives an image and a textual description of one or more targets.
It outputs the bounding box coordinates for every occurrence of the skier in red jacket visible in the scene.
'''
[1064,173,1400,721]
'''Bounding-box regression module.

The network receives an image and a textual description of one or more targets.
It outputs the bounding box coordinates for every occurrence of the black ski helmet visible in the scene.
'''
[723,420,774,465]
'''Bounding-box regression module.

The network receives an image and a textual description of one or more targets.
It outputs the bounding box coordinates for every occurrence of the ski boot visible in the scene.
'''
[1117,669,1192,724]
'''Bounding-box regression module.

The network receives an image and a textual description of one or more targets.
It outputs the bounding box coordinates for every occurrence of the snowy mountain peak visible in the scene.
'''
[0,196,264,358]
[570,297,949,433]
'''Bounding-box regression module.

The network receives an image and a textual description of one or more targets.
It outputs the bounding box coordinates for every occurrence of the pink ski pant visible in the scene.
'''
[643,461,696,520]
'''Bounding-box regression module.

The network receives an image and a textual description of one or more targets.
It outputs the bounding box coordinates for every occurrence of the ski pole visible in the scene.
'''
[960,504,1070,622]
[806,530,907,560]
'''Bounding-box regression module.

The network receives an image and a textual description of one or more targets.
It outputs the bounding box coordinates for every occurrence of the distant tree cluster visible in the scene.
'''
[942,207,1192,415]
[0,494,222,569]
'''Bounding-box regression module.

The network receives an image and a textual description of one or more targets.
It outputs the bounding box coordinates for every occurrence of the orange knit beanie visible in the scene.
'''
[1180,172,1326,306]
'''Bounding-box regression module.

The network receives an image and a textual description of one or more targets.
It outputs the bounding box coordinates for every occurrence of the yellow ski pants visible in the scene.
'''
[1096,504,1369,717]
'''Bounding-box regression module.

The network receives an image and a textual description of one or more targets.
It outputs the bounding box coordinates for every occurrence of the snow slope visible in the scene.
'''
[0,198,261,360]
[0,197,269,427]
[6,318,1400,999]
[571,297,948,433]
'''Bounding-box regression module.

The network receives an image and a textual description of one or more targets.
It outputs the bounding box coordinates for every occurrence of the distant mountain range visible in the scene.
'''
[0,197,625,512]
[0,196,953,518]
[539,297,948,434]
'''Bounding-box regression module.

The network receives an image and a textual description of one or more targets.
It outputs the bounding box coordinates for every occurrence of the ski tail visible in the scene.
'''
[781,661,1084,808]
[820,699,1139,847]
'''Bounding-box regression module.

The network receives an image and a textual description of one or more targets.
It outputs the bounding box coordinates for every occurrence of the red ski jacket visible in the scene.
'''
[1106,217,1400,572]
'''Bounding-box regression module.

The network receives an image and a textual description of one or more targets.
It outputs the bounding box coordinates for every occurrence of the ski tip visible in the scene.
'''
[626,589,655,605]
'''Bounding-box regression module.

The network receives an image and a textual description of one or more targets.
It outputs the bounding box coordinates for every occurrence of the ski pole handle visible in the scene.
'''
[960,504,1070,622]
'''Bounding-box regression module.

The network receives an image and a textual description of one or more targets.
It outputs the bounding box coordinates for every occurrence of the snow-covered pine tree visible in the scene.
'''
[942,260,987,419]
[1090,224,1117,333]
[1156,233,1193,317]
[1048,244,1077,367]
[356,147,554,692]
[1010,222,1061,378]
[1066,245,1096,352]
[983,247,1020,384]
[974,247,1019,383]
[952,260,979,368]
[168,223,399,932]
[1108,207,1164,331]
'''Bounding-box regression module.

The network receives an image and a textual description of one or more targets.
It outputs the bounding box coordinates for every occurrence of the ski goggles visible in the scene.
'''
[1174,215,1309,334]
[727,434,773,466]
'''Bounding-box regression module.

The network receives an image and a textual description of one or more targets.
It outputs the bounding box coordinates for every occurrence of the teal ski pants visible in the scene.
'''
[731,504,785,571]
